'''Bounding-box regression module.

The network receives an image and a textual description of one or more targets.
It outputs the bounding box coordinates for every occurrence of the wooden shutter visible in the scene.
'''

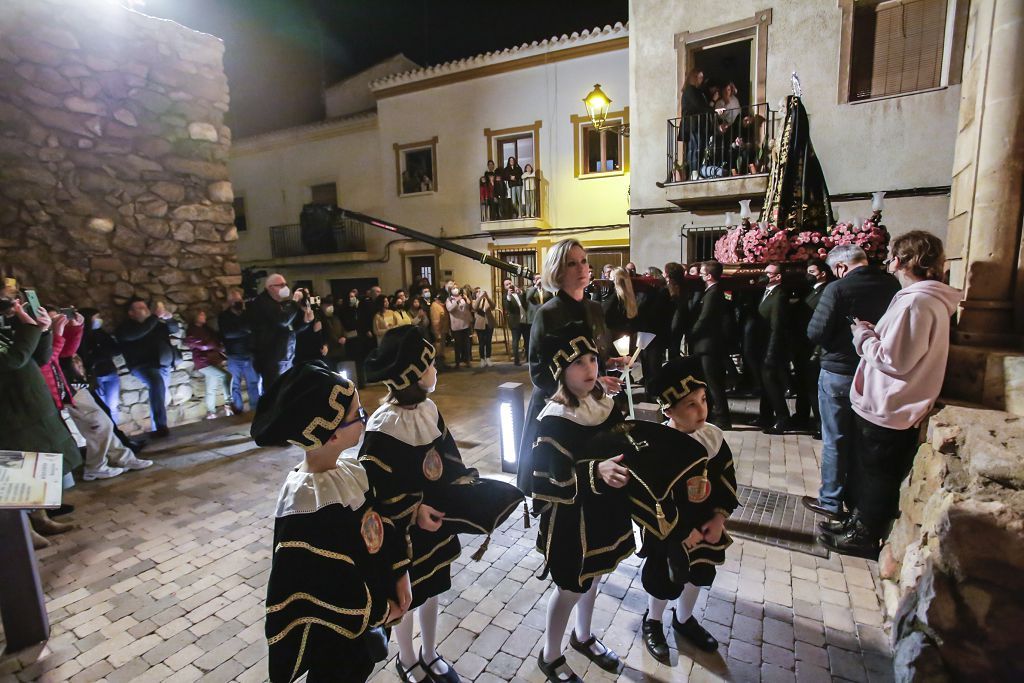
[852,0,947,101]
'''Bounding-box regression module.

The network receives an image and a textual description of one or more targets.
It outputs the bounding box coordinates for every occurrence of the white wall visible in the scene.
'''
[228,39,631,295]
[628,0,957,269]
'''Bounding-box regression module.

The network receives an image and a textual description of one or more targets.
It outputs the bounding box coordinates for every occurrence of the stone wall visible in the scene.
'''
[0,0,240,432]
[879,405,1024,682]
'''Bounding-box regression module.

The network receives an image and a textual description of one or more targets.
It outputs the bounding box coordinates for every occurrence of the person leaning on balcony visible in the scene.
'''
[802,245,899,525]
[504,156,524,218]
[819,232,961,559]
[679,68,715,178]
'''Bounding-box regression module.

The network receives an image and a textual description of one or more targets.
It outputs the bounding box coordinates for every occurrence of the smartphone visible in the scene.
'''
[60,306,76,318]
[846,315,857,325]
[22,288,43,317]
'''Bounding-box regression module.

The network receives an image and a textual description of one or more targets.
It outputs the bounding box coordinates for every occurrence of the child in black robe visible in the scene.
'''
[531,322,635,683]
[639,356,739,661]
[251,360,412,683]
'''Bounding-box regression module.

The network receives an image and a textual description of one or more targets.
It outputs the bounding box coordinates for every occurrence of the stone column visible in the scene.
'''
[946,0,1024,345]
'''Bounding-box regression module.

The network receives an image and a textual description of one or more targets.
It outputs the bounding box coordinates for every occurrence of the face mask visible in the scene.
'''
[349,297,358,305]
[422,293,431,301]
[805,273,818,285]
[91,318,103,330]
[278,286,290,299]
[757,274,770,286]
[231,301,243,311]
[323,306,334,316]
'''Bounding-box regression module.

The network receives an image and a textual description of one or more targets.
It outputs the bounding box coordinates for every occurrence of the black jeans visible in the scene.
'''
[852,414,920,536]
[698,352,731,424]
[760,362,791,423]
[453,329,472,365]
[510,325,526,363]
[477,326,493,359]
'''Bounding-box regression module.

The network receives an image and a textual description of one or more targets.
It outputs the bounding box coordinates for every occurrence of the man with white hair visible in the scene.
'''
[248,273,314,388]
[803,245,900,527]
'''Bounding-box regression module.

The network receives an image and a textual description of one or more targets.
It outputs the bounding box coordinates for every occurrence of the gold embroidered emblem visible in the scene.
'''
[422,447,443,481]
[360,510,384,554]
[686,475,711,503]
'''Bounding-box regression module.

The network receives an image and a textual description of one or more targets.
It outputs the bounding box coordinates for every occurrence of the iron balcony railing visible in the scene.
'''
[269,218,366,258]
[666,102,777,184]
[479,173,541,222]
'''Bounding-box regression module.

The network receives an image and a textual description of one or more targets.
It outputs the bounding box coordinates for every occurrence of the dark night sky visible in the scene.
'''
[139,0,628,138]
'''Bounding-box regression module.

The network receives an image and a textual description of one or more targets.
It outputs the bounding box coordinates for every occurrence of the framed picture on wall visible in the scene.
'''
[394,137,439,197]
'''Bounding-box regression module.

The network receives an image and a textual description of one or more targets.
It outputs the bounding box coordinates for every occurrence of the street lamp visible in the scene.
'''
[583,83,629,137]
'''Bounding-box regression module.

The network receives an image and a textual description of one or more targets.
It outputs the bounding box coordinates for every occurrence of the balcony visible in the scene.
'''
[660,103,777,210]
[253,217,368,267]
[479,175,548,234]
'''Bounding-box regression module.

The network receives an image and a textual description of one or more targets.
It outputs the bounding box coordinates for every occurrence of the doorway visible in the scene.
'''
[587,247,630,279]
[692,39,753,108]
[408,255,438,290]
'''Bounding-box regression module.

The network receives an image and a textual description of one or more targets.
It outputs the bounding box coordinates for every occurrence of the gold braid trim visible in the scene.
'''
[442,497,522,535]
[291,382,356,451]
[359,455,393,473]
[267,592,370,617]
[383,344,436,390]
[588,461,601,495]
[412,536,458,567]
[289,624,311,683]
[267,585,372,645]
[548,335,599,380]
[274,541,354,564]
[580,546,636,584]
[720,474,738,499]
[583,528,634,558]
[656,375,707,409]
[412,554,458,588]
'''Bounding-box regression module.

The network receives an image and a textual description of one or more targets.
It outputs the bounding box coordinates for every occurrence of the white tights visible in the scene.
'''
[647,583,701,624]
[543,582,602,663]
[396,596,449,675]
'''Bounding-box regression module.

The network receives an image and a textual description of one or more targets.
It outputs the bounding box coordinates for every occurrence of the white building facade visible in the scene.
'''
[229,24,631,299]
[628,0,967,270]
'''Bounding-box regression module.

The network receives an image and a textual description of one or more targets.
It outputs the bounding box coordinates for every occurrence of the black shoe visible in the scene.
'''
[801,496,843,520]
[672,611,718,652]
[536,648,582,683]
[641,610,670,664]
[817,517,880,559]
[812,430,822,441]
[762,421,787,435]
[396,658,432,683]
[50,503,75,518]
[127,438,148,454]
[817,516,852,535]
[419,650,460,683]
[569,631,621,673]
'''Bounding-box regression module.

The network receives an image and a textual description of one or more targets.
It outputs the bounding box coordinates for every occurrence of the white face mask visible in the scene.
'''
[277,286,290,299]
[92,318,103,330]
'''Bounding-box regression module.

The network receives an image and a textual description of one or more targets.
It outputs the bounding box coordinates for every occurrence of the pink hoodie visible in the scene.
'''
[850,280,962,430]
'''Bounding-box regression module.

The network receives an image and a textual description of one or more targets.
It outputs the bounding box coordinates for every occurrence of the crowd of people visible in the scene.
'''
[247,230,957,682]
[480,156,539,220]
[677,67,771,180]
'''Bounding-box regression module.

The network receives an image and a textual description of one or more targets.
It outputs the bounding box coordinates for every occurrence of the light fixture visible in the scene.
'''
[738,199,752,220]
[497,382,525,474]
[582,83,629,137]
[871,191,886,212]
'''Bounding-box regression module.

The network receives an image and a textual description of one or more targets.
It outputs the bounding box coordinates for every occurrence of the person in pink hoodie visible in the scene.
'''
[820,231,962,558]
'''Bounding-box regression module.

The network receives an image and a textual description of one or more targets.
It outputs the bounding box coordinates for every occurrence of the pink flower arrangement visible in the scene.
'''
[713,227,744,263]
[825,220,890,260]
[789,231,829,261]
[740,224,790,263]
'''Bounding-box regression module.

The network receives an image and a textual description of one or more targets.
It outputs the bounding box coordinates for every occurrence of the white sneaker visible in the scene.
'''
[223,405,234,417]
[118,454,154,471]
[83,464,126,481]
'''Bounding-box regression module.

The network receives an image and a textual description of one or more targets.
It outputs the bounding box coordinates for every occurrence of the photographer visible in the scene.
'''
[219,289,261,413]
[294,288,328,364]
[502,278,527,365]
[248,274,313,387]
[115,297,180,438]
[445,285,473,369]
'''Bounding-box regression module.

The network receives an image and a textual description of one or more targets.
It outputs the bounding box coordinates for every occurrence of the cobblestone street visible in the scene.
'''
[0,362,893,683]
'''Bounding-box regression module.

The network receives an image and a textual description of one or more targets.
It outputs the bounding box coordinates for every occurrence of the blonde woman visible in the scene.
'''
[604,267,639,343]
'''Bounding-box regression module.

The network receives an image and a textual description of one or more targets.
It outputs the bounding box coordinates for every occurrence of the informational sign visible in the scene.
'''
[0,451,63,509]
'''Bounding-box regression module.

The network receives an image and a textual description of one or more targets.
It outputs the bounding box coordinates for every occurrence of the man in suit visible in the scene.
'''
[502,278,528,365]
[755,262,791,433]
[522,274,546,359]
[687,260,733,428]
[791,259,832,437]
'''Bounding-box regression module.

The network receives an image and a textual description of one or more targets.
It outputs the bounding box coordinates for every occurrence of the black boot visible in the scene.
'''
[672,610,718,652]
[817,515,852,535]
[817,516,880,559]
[641,610,670,664]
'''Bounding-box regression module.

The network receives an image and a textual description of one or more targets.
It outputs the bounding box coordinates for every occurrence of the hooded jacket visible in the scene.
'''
[850,280,962,430]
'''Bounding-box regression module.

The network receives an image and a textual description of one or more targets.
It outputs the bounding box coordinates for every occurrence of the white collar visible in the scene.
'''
[765,284,779,294]
[663,420,725,458]
[814,282,826,290]
[366,399,442,446]
[538,394,615,427]
[274,453,369,517]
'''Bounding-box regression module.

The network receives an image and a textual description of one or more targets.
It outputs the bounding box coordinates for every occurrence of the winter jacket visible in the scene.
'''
[115,315,180,370]
[0,322,82,472]
[850,280,961,430]
[80,327,120,377]
[39,323,83,410]
[185,324,226,370]
[807,266,901,375]
[218,307,254,360]
[248,291,307,369]
[446,296,473,331]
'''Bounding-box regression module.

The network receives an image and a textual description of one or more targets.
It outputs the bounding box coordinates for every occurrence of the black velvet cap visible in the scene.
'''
[648,356,708,409]
[251,360,357,450]
[540,321,599,381]
[364,325,435,389]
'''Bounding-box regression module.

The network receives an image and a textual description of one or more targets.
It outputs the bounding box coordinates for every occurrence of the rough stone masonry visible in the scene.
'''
[0,0,241,431]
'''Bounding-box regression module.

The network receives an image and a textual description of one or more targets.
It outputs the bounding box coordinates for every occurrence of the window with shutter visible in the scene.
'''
[849,0,948,102]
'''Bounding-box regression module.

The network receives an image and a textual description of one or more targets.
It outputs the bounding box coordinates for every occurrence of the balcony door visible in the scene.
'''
[692,39,753,109]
